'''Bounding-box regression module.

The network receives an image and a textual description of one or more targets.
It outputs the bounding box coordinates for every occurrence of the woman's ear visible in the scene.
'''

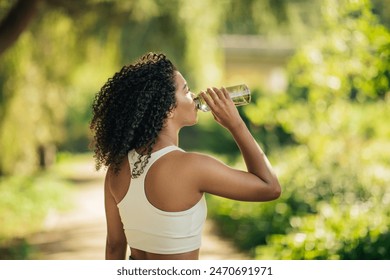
[168,105,176,119]
[167,107,175,119]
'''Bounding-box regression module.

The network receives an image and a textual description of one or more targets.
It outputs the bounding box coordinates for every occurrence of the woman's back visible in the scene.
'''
[108,146,208,259]
[118,146,206,256]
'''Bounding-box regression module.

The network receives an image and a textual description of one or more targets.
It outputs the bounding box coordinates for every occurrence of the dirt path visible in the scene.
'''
[28,161,250,260]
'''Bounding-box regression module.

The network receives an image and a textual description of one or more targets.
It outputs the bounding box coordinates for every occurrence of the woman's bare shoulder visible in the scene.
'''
[174,150,228,173]
[179,150,219,161]
[107,157,130,181]
[106,157,131,203]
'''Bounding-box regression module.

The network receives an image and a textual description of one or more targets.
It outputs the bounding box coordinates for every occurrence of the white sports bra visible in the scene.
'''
[117,146,207,254]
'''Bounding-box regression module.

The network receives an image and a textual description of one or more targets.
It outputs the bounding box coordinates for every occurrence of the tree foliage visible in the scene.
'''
[208,0,390,259]
[288,0,390,103]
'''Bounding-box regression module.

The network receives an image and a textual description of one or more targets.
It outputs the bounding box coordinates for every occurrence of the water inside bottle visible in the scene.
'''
[194,84,250,112]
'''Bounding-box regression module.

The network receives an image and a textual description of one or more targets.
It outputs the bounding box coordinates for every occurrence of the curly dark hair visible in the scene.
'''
[90,52,177,178]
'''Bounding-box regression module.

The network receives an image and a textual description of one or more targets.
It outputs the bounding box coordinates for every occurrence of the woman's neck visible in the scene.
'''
[153,127,179,151]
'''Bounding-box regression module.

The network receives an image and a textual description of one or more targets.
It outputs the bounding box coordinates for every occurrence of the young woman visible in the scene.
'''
[90,52,281,260]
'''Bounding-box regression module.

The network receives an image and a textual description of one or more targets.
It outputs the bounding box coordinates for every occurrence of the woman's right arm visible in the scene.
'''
[193,87,281,201]
[104,167,127,259]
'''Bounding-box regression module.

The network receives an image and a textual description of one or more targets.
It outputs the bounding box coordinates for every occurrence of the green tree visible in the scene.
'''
[0,11,82,174]
[209,0,390,259]
[288,0,390,103]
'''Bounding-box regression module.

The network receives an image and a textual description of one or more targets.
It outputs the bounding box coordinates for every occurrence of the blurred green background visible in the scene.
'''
[0,0,389,259]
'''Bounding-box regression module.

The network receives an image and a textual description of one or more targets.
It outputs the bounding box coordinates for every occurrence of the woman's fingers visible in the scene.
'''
[206,87,219,102]
[200,90,215,109]
[212,87,226,100]
[201,86,234,112]
[221,87,230,99]
[202,88,222,111]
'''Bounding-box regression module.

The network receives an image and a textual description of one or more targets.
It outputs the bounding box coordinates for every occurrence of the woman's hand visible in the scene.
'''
[200,87,244,131]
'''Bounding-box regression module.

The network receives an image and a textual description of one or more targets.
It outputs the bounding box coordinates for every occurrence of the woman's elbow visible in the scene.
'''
[257,180,282,201]
[269,176,282,199]
[271,182,282,200]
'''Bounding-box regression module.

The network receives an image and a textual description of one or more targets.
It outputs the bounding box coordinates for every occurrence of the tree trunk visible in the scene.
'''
[0,0,41,57]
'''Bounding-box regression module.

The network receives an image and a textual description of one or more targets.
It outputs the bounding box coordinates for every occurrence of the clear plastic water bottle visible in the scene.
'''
[194,84,251,112]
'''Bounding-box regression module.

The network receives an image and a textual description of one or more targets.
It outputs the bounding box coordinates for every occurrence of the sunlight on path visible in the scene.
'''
[29,159,250,260]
